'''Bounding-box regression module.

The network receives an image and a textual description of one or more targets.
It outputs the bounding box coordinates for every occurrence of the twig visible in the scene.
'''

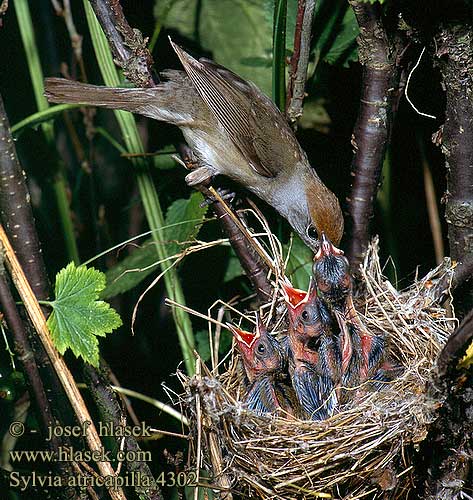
[0,223,126,500]
[179,146,273,303]
[346,1,404,270]
[88,0,155,87]
[404,47,436,120]
[0,95,50,299]
[83,364,164,500]
[50,0,86,78]
[286,0,316,122]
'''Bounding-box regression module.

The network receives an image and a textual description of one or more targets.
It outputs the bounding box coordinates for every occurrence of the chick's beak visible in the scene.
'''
[282,281,309,310]
[314,232,344,260]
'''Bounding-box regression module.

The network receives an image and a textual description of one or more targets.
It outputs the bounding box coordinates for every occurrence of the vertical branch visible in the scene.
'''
[0,271,79,500]
[0,96,49,299]
[434,25,473,311]
[286,0,316,122]
[83,363,164,500]
[346,1,402,270]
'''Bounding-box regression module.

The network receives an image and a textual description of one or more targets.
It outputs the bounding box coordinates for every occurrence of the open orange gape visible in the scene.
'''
[178,239,455,500]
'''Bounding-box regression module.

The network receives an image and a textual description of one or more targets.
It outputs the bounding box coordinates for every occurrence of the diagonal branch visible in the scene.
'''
[437,308,473,378]
[88,0,155,87]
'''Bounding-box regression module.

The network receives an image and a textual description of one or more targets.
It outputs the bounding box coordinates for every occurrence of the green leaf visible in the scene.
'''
[160,0,275,95]
[47,263,122,367]
[101,239,160,300]
[284,235,313,290]
[224,253,244,282]
[102,193,208,299]
[323,7,359,66]
[163,192,208,256]
[195,330,211,361]
[312,0,359,68]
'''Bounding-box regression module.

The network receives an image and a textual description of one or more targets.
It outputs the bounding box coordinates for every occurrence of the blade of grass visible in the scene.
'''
[272,0,288,110]
[84,1,196,375]
[14,0,80,265]
[418,135,444,266]
[377,148,398,286]
[11,104,83,137]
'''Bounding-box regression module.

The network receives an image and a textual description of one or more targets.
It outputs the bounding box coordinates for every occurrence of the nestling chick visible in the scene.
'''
[228,321,296,416]
[44,40,344,251]
[283,283,339,420]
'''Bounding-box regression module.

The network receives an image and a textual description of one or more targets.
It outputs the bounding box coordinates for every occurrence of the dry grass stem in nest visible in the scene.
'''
[175,237,455,500]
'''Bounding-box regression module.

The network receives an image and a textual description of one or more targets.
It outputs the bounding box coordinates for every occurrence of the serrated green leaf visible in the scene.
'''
[284,235,313,290]
[47,263,122,367]
[102,193,207,299]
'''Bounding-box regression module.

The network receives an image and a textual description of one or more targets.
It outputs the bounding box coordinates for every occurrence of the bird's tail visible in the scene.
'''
[44,77,192,124]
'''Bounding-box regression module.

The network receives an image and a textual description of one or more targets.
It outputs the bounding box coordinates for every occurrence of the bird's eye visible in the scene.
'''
[256,342,266,354]
[306,225,318,240]
[301,310,309,321]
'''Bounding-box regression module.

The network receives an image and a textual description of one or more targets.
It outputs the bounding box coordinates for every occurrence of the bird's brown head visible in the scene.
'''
[312,232,351,309]
[228,321,282,381]
[305,180,344,250]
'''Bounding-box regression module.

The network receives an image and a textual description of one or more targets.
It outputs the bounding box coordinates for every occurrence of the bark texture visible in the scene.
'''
[346,1,403,270]
[435,24,473,311]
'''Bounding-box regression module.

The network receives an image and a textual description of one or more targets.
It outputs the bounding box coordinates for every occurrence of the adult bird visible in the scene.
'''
[44,40,344,251]
[228,320,297,416]
[283,282,339,420]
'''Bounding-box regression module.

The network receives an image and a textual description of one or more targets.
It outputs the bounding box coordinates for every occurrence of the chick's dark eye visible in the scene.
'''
[307,225,318,240]
[301,310,309,321]
[257,342,266,354]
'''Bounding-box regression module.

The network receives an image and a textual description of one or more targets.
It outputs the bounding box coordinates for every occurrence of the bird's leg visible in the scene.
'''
[199,187,236,208]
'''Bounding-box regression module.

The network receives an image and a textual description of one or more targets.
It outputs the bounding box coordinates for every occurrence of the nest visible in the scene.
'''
[177,240,456,499]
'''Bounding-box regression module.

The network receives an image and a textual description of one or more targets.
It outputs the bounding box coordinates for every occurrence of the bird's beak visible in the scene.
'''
[227,323,259,349]
[282,281,310,309]
[314,232,344,260]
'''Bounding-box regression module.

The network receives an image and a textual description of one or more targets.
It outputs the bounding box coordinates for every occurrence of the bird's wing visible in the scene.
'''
[171,41,302,178]
[245,377,279,414]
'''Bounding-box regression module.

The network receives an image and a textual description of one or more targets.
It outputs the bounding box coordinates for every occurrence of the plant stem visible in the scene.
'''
[84,0,196,374]
[273,0,287,110]
[286,0,316,122]
[14,0,80,265]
